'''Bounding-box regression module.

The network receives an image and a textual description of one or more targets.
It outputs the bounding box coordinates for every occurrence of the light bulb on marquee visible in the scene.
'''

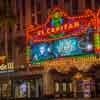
[86,43,93,51]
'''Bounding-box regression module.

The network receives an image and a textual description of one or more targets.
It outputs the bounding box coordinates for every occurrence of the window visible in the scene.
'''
[85,0,91,9]
[37,14,42,24]
[22,0,25,16]
[47,0,52,9]
[95,0,100,10]
[64,0,70,14]
[36,0,41,11]
[14,80,27,98]
[55,82,60,93]
[3,0,12,16]
[32,16,35,25]
[22,0,25,27]
[31,0,35,13]
[16,0,20,31]
[14,79,42,98]
[53,0,59,6]
[8,39,12,61]
[1,80,12,97]
[72,0,78,15]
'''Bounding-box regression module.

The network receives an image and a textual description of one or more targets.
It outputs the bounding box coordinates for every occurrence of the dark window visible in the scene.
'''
[3,0,12,16]
[22,0,25,28]
[22,0,25,16]
[53,0,59,6]
[64,0,70,13]
[31,0,35,13]
[47,0,52,9]
[85,0,91,9]
[32,16,35,25]
[37,14,42,24]
[36,0,41,11]
[8,39,12,61]
[16,0,20,31]
[72,0,78,15]
[95,0,100,10]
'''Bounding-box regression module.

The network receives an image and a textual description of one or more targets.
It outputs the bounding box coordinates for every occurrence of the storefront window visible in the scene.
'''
[71,73,96,98]
[30,80,36,97]
[62,82,67,96]
[0,80,11,97]
[30,79,42,97]
[14,78,43,98]
[15,80,27,98]
[55,82,60,93]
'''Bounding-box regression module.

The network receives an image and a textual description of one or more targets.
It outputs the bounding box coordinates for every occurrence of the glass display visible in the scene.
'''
[15,80,27,98]
[14,79,42,98]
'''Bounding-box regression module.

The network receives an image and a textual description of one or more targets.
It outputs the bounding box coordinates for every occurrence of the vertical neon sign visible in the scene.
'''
[94,9,100,53]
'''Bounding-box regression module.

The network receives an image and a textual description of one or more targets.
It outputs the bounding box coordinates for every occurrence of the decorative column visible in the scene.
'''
[25,0,32,26]
[11,0,17,62]
[43,70,54,96]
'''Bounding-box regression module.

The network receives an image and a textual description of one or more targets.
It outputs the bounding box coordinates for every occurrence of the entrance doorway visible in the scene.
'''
[71,72,96,98]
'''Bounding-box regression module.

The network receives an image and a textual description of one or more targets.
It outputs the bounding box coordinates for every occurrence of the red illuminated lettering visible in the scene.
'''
[64,24,68,30]
[74,22,80,28]
[68,24,73,30]
[51,27,55,33]
[47,28,51,35]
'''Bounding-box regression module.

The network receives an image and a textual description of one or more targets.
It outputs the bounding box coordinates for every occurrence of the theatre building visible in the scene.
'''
[25,7,100,98]
[0,0,100,99]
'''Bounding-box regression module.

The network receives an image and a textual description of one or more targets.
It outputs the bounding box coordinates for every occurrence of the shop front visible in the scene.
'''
[14,78,42,98]
[70,72,96,98]
[0,74,43,99]
[49,70,96,98]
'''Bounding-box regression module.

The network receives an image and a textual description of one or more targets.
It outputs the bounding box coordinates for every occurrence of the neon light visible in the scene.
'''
[26,8,94,43]
[25,7,100,64]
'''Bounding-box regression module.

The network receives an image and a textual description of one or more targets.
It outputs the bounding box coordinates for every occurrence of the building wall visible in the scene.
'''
[0,0,100,98]
[0,0,97,66]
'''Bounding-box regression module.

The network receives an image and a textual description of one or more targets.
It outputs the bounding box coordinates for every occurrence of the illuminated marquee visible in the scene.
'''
[25,7,100,64]
[33,21,80,36]
[26,8,95,43]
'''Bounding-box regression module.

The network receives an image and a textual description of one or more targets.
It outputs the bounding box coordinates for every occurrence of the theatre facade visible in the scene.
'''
[0,7,100,99]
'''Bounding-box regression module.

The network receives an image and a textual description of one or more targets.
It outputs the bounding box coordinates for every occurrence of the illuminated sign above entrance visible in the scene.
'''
[26,8,95,43]
[0,62,15,73]
[25,7,100,64]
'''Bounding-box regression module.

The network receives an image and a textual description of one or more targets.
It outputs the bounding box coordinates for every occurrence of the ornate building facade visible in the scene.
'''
[0,0,100,99]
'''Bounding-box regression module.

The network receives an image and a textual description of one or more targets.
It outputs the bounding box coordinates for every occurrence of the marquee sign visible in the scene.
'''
[26,8,95,42]
[26,8,100,64]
